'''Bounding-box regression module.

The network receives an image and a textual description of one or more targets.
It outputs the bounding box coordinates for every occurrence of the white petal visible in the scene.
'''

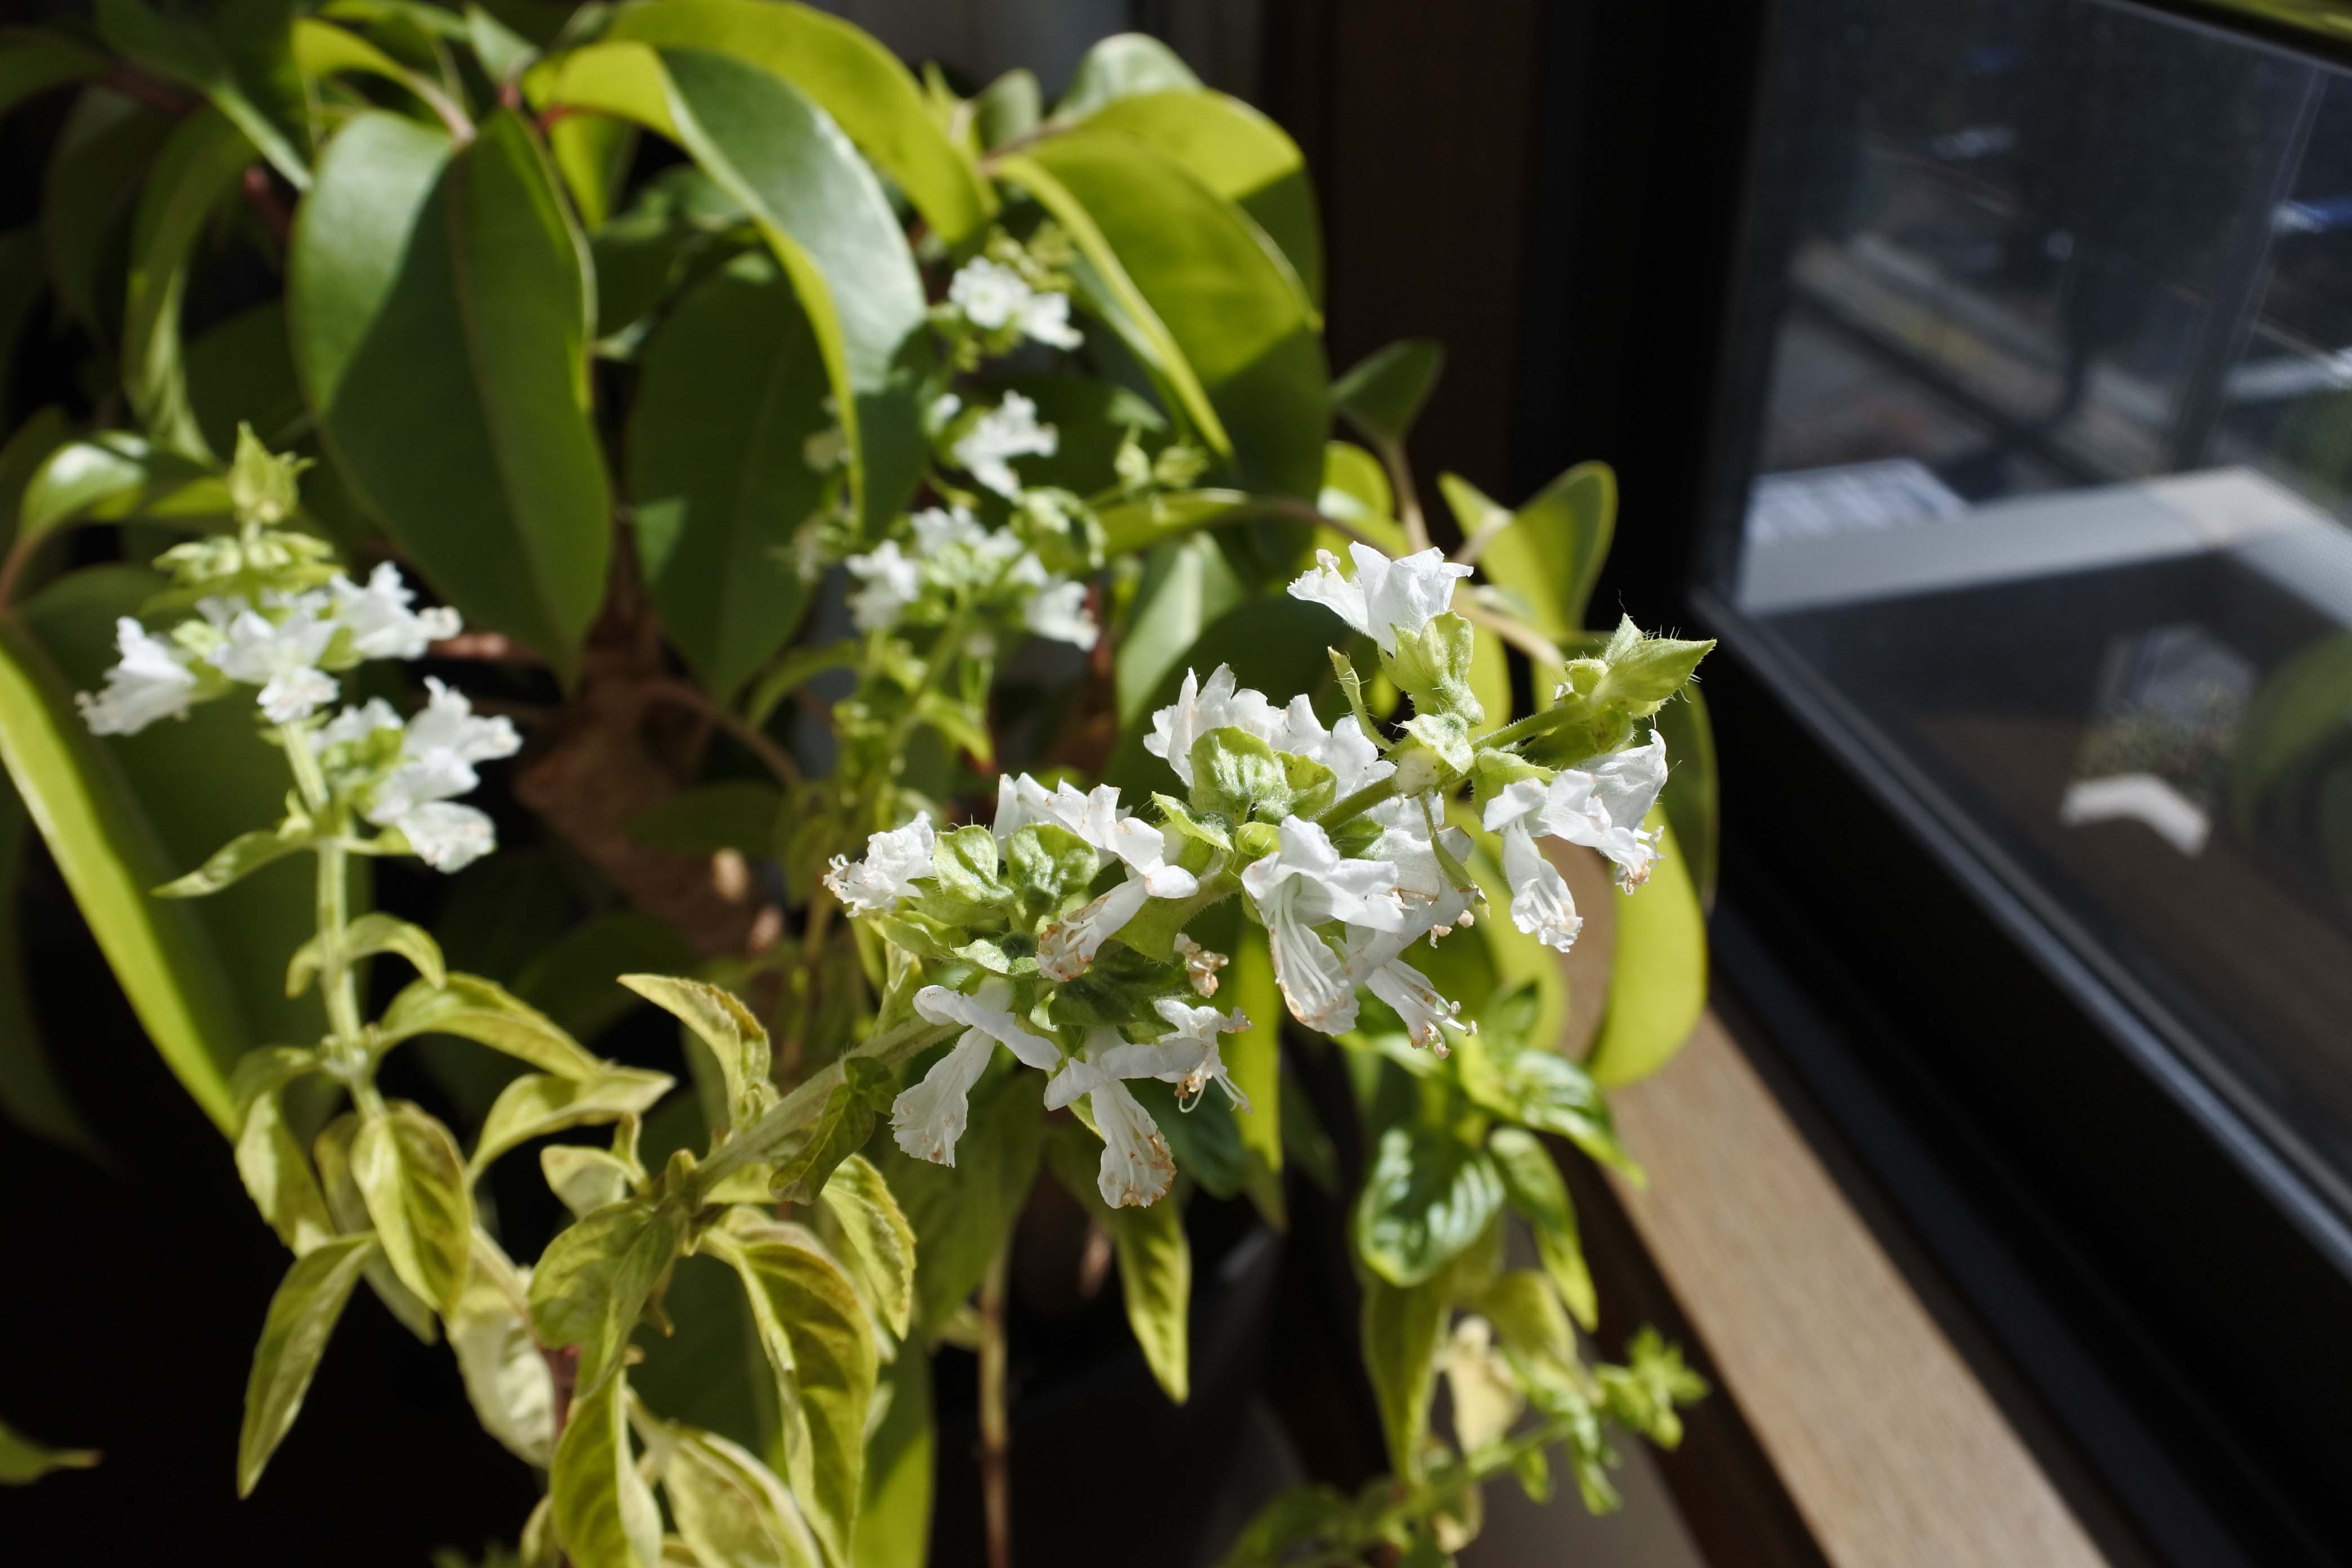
[1091,1081,1175,1208]
[1037,876,1152,982]
[1502,825,1581,951]
[392,801,497,872]
[889,1031,996,1165]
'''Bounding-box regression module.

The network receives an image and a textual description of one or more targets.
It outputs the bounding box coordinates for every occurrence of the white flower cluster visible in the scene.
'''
[844,505,1097,650]
[934,390,1059,500]
[78,562,458,734]
[310,680,522,872]
[1289,542,1473,653]
[1482,734,1667,952]
[945,258,1083,353]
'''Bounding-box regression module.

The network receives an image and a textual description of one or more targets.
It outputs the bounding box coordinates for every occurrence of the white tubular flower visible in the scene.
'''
[1286,542,1472,653]
[1090,1078,1176,1207]
[76,617,198,735]
[368,678,519,819]
[1174,932,1229,996]
[1044,1002,1252,1112]
[994,774,1117,848]
[207,604,338,722]
[845,539,921,632]
[309,698,402,753]
[1367,797,1479,942]
[1483,779,1583,952]
[952,392,1058,499]
[1025,576,1099,650]
[1576,731,1671,887]
[383,800,497,872]
[1016,289,1083,350]
[328,562,460,660]
[1348,926,1472,1056]
[894,981,1064,1166]
[1037,814,1197,982]
[1273,693,1392,796]
[1240,817,1406,1033]
[823,815,937,914]
[1144,664,1282,786]
[947,258,1083,350]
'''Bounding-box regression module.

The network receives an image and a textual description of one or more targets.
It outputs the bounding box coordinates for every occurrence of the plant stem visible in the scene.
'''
[1317,775,1402,831]
[1481,704,1577,751]
[281,725,381,1113]
[1380,438,1432,555]
[978,1247,1014,1568]
[638,677,804,787]
[692,1017,956,1193]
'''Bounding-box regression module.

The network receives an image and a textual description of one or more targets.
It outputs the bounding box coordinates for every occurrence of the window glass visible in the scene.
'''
[1720,0,2352,1207]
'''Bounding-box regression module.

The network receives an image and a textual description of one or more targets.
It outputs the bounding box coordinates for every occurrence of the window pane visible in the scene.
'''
[1719,0,2352,1206]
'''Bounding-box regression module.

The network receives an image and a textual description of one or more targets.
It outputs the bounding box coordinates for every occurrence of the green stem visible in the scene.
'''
[280,725,381,1114]
[1317,775,1402,831]
[1482,703,1576,751]
[692,1017,956,1194]
[977,1248,1014,1568]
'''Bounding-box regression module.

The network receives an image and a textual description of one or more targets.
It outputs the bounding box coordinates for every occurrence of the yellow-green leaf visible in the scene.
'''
[551,1370,662,1568]
[1585,814,1707,1088]
[817,1152,916,1341]
[237,1232,377,1495]
[351,1102,473,1314]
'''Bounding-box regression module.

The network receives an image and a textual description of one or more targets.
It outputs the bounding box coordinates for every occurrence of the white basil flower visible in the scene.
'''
[1347,925,1472,1055]
[1014,289,1082,350]
[308,698,402,753]
[1575,731,1671,887]
[1143,664,1282,786]
[1482,780,1585,952]
[822,814,937,915]
[206,603,338,723]
[892,981,1064,1166]
[1024,576,1098,650]
[381,799,497,873]
[1240,817,1406,1033]
[75,617,199,736]
[1271,692,1392,797]
[1367,796,1479,941]
[947,257,1083,350]
[1484,730,1670,924]
[1037,815,1199,982]
[845,538,921,632]
[328,562,460,660]
[1089,1076,1176,1207]
[1045,1000,1252,1113]
[1174,932,1229,997]
[1286,542,1472,653]
[952,391,1058,500]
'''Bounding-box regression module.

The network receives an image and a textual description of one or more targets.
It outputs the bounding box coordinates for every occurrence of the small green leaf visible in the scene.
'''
[618,974,770,1135]
[237,1232,377,1496]
[649,1418,820,1568]
[352,1102,473,1315]
[447,1232,556,1468]
[97,0,312,190]
[923,823,1012,918]
[544,1145,642,1219]
[817,1151,916,1340]
[1462,1032,1636,1177]
[1331,341,1442,451]
[1585,815,1707,1090]
[469,1068,675,1175]
[1005,822,1098,929]
[769,1057,894,1205]
[1472,462,1615,642]
[377,972,607,1081]
[287,911,444,996]
[234,1076,335,1255]
[1486,1128,1596,1330]
[551,1371,662,1568]
[0,1416,99,1485]
[152,820,317,899]
[1355,1126,1506,1287]
[313,1115,438,1342]
[1383,612,1480,725]
[1045,1125,1190,1402]
[1188,727,1334,823]
[529,1198,686,1389]
[16,433,230,542]
[700,1232,877,1568]
[1361,1271,1447,1480]
[1054,33,1201,118]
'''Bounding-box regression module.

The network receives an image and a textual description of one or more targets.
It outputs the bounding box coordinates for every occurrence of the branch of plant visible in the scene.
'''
[978,1249,1015,1568]
[638,678,804,787]
[692,1017,956,1194]
[1380,437,1433,555]
[279,724,382,1113]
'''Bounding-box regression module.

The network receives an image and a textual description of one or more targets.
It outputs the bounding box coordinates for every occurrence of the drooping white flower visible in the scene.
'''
[893,981,1064,1165]
[947,258,1083,350]
[206,603,338,723]
[75,617,199,735]
[328,562,460,660]
[952,392,1058,499]
[1482,732,1670,942]
[309,698,402,753]
[1045,1000,1252,1113]
[1089,1077,1175,1207]
[1143,665,1282,786]
[1034,800,1198,982]
[1347,924,1473,1055]
[845,538,921,632]
[1025,576,1098,649]
[1496,815,1580,952]
[823,815,937,914]
[367,679,520,821]
[1367,796,1479,942]
[1574,732,1670,887]
[1286,542,1472,653]
[1271,693,1392,797]
[1240,817,1406,1033]
[384,800,498,872]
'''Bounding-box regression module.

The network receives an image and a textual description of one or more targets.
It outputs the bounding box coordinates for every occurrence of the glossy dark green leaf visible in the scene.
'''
[97,0,311,189]
[41,89,173,342]
[121,108,254,461]
[529,1197,686,1388]
[1355,1125,1505,1287]
[551,1370,662,1568]
[237,1232,376,1495]
[352,1101,473,1314]
[1084,91,1321,310]
[1330,340,1443,455]
[1115,534,1242,725]
[185,302,305,458]
[545,42,929,531]
[291,109,611,679]
[1009,131,1327,497]
[16,433,230,542]
[1585,816,1707,1090]
[602,0,993,246]
[629,258,825,700]
[1054,33,1200,118]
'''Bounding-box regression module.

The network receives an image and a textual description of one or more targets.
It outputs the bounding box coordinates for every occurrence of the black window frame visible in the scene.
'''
[1513,2,2352,1562]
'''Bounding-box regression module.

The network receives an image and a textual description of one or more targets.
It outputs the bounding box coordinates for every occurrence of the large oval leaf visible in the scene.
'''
[1353,1125,1505,1287]
[544,42,929,531]
[291,109,612,679]
[1008,130,1326,498]
[629,257,826,701]
[1585,816,1708,1088]
[600,0,992,246]
[1474,461,1616,644]
[1082,90,1321,311]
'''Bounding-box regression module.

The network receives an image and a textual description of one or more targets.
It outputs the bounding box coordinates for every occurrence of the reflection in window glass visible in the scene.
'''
[1722,0,2352,1202]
